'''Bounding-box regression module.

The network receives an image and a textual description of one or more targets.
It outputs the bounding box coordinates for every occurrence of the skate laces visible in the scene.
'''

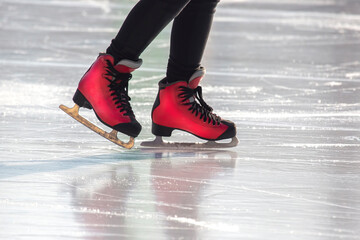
[104,60,134,117]
[178,86,221,125]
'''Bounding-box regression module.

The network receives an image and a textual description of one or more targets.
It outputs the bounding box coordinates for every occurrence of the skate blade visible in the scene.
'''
[140,136,238,149]
[59,104,135,149]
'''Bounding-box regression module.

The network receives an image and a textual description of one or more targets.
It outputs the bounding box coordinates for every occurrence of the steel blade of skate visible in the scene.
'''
[59,104,134,149]
[141,136,238,149]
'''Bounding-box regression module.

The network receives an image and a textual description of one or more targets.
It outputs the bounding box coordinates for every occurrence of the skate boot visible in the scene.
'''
[59,53,142,149]
[142,68,238,148]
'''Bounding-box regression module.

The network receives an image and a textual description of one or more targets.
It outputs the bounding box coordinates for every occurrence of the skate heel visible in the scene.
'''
[73,89,93,109]
[152,122,174,137]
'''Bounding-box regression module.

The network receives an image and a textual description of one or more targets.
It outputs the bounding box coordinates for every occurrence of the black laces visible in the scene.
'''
[178,85,221,125]
[104,60,134,117]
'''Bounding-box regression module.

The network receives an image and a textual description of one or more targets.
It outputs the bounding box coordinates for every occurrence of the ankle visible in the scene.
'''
[166,59,200,83]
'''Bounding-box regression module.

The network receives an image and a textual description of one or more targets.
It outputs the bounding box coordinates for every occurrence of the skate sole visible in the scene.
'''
[141,136,239,149]
[151,122,236,141]
[59,104,135,149]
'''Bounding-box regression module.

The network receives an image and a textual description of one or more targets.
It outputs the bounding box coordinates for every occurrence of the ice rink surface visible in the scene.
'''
[1,0,360,239]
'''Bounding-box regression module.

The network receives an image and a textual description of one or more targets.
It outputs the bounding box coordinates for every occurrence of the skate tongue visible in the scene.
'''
[115,59,143,73]
[188,67,205,89]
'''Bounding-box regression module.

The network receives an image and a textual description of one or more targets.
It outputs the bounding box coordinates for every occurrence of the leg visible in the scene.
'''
[61,0,192,148]
[149,0,238,146]
[106,0,191,64]
[166,0,220,82]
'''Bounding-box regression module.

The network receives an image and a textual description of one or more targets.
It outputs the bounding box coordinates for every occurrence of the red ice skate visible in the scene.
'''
[141,68,238,148]
[59,53,142,149]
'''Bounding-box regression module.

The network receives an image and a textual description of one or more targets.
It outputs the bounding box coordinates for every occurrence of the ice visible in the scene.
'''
[1,0,360,239]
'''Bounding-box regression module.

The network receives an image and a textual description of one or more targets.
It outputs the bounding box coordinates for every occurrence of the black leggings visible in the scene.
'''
[106,0,219,82]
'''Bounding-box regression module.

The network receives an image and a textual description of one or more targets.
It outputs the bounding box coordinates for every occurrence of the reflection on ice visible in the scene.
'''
[65,150,237,238]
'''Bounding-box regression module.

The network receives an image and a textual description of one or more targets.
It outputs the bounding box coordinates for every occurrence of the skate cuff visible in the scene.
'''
[189,67,206,89]
[117,59,143,69]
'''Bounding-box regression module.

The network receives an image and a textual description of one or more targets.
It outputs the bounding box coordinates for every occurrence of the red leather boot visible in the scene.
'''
[60,53,142,148]
[73,53,142,137]
[151,68,237,143]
